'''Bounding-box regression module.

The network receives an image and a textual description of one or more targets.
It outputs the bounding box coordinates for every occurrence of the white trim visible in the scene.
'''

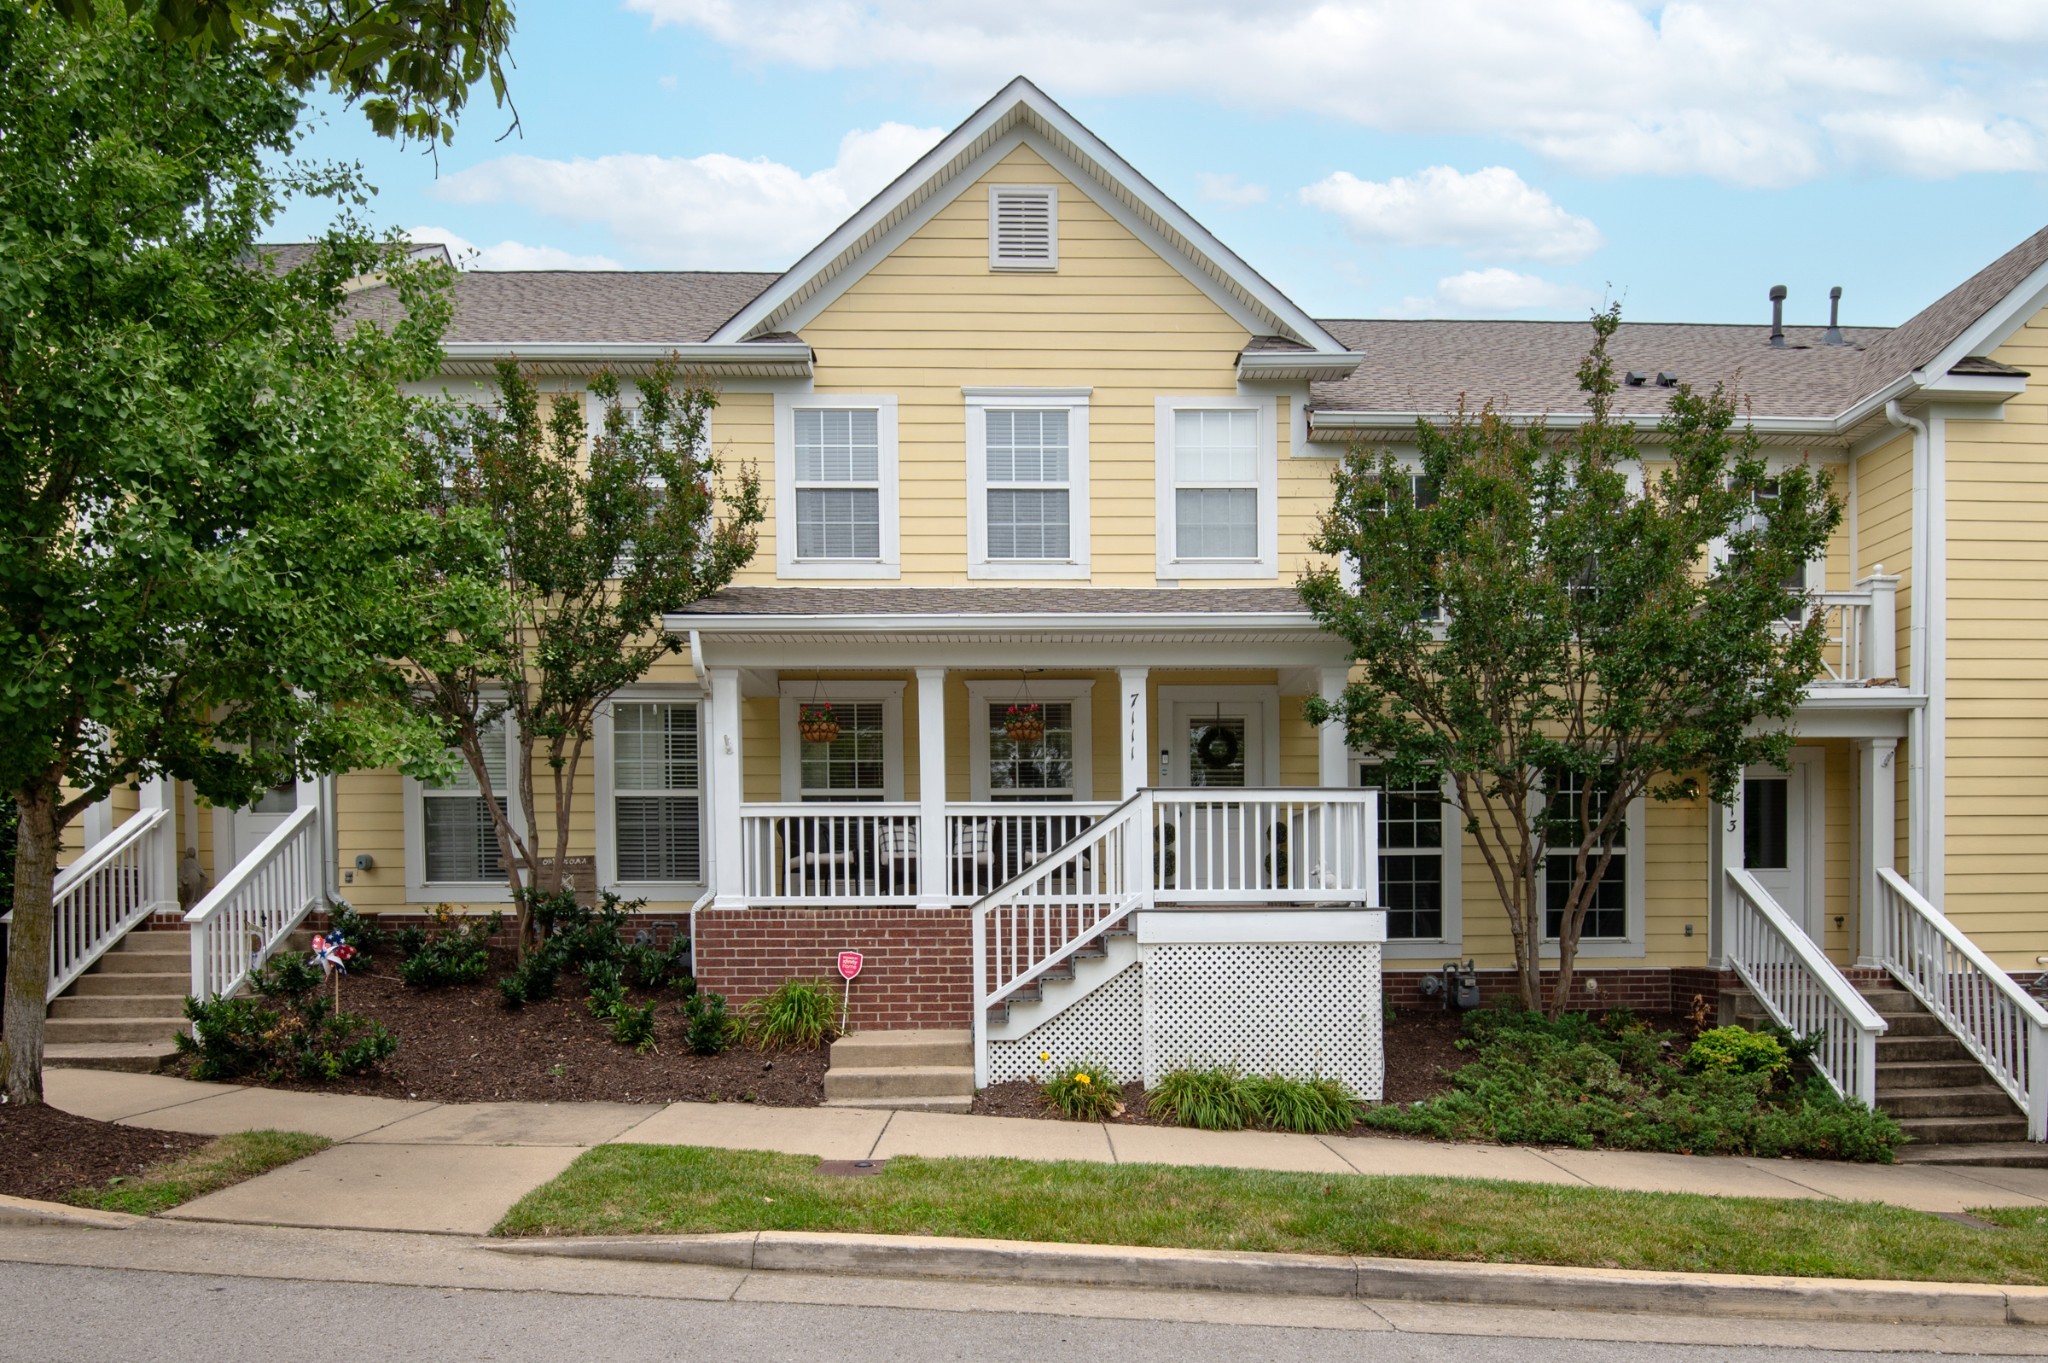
[593,689,707,901]
[988,183,1058,271]
[1740,749,1827,943]
[774,392,900,579]
[964,679,1096,801]
[1138,909,1387,945]
[403,716,521,904]
[965,389,1091,579]
[1158,685,1281,787]
[778,680,907,801]
[1155,395,1279,580]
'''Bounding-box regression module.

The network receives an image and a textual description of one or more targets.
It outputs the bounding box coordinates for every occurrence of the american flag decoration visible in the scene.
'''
[310,932,357,976]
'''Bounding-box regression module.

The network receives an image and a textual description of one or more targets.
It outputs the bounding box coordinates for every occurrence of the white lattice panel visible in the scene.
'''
[988,965,1144,1084]
[1143,943,1384,1099]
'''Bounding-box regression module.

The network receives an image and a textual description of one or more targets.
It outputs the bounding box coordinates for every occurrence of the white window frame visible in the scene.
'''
[1355,760,1463,959]
[1155,395,1278,580]
[774,393,900,580]
[593,689,706,899]
[965,388,1090,579]
[403,712,521,903]
[1534,770,1647,959]
[964,679,1096,801]
[778,680,907,801]
[988,184,1058,272]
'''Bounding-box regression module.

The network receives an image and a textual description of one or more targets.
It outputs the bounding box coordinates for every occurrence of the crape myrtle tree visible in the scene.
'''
[1300,309,1839,1018]
[0,0,514,1105]
[406,360,764,952]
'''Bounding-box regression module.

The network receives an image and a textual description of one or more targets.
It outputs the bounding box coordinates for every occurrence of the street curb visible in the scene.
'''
[488,1230,2048,1326]
[0,1194,141,1230]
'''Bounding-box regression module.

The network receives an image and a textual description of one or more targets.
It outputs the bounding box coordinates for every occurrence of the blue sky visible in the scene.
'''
[273,1,2048,327]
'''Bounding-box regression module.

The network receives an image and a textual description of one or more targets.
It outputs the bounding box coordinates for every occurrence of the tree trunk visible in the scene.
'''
[2,788,61,1106]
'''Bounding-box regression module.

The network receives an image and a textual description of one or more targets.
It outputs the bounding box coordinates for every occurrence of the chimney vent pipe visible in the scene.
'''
[1769,285,1787,348]
[1824,286,1845,345]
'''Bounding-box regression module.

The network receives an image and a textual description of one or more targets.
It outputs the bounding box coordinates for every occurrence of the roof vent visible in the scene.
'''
[1625,371,1649,386]
[1768,284,1787,348]
[1824,286,1846,346]
[1656,371,1679,387]
[989,185,1057,271]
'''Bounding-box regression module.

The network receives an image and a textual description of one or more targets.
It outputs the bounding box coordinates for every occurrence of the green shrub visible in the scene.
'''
[396,907,501,988]
[176,956,396,1082]
[496,953,559,1010]
[746,979,841,1050]
[586,980,627,1021]
[1687,1026,1791,1084]
[623,939,691,991]
[609,999,659,1052]
[1241,1074,1359,1134]
[1041,1060,1120,1120]
[682,990,739,1056]
[1149,1067,1257,1131]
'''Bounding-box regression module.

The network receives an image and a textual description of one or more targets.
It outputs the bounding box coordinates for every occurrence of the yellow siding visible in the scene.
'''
[1856,431,1915,685]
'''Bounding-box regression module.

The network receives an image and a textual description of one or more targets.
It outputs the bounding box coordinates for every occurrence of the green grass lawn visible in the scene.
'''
[66,1130,330,1216]
[496,1144,2048,1286]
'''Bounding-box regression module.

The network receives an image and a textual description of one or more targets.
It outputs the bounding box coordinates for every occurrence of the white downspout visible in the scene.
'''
[1885,400,1938,901]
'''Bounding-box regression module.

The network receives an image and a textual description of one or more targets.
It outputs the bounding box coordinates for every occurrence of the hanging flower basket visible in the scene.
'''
[797,703,841,744]
[1003,702,1045,744]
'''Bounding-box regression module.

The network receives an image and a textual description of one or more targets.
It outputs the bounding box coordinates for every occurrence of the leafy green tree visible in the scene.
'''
[406,360,764,949]
[1301,309,1839,1017]
[0,2,497,1103]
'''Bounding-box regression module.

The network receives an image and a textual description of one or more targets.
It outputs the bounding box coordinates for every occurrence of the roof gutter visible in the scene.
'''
[666,609,1325,636]
[438,340,814,373]
[1236,351,1365,382]
[1307,409,1843,441]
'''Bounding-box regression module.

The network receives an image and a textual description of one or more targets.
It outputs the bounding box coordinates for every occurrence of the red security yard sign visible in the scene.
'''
[837,950,864,1032]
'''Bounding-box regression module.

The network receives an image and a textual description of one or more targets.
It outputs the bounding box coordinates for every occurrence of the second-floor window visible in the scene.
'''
[1155,396,1276,578]
[776,394,899,578]
[966,390,1090,578]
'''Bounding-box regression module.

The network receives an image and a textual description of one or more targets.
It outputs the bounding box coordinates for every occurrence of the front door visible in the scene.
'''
[227,781,297,866]
[1742,750,1822,941]
[1163,699,1270,892]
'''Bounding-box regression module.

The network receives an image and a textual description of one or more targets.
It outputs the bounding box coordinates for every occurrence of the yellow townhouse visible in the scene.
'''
[46,78,2048,1146]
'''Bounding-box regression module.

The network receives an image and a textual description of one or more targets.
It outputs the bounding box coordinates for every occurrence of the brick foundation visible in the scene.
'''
[693,906,971,1031]
[1384,966,1741,1016]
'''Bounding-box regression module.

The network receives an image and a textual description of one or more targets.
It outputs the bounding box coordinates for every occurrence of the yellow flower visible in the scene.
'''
[1039,1051,1050,1062]
[1075,1073,1092,1085]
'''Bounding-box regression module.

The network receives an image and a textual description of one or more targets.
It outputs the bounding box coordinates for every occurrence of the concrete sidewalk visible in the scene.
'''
[43,1068,2048,1236]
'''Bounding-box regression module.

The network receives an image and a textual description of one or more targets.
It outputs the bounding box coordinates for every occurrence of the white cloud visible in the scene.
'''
[431,123,946,268]
[1299,166,1602,263]
[625,0,2048,186]
[1392,268,1597,317]
[407,226,622,271]
[1196,172,1268,207]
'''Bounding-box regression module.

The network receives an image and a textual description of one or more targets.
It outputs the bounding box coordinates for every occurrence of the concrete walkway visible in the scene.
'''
[43,1069,2048,1236]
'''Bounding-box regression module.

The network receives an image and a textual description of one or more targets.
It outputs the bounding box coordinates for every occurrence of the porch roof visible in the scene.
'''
[674,586,1307,618]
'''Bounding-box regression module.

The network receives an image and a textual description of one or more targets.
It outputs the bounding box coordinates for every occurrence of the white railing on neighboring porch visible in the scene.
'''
[1724,868,1886,1105]
[944,802,1115,900]
[1807,570,1898,686]
[25,807,173,1001]
[738,803,923,905]
[1874,868,2048,1140]
[185,803,324,1002]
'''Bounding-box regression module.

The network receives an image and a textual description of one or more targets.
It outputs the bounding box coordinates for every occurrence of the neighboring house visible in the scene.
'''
[52,79,2048,1136]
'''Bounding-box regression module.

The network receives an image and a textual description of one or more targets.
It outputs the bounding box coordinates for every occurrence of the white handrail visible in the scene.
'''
[1874,867,2048,1140]
[1152,790,1379,904]
[1724,868,1886,1105]
[16,808,173,1000]
[185,804,323,1002]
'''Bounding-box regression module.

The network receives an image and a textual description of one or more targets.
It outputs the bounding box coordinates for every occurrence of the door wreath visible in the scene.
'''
[1194,723,1240,771]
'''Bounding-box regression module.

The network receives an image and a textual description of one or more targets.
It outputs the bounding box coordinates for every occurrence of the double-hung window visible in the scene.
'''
[412,716,512,892]
[1156,396,1276,578]
[1357,764,1449,941]
[607,701,702,885]
[1540,767,1634,944]
[775,395,899,578]
[966,390,1089,578]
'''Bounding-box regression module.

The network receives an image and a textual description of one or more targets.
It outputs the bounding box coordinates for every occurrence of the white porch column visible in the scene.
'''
[707,667,746,909]
[916,667,949,909]
[1860,567,1899,683]
[1317,666,1351,788]
[1118,667,1149,797]
[1856,737,1898,965]
[136,777,179,913]
[80,796,112,852]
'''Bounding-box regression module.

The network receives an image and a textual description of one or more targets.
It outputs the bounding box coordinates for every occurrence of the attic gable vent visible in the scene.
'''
[989,185,1057,271]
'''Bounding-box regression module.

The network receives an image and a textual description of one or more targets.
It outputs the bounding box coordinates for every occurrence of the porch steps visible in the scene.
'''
[1726,982,2030,1150]
[984,927,1136,1030]
[822,1029,974,1112]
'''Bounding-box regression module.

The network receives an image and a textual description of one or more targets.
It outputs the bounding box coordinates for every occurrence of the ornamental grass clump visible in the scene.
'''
[1149,1067,1257,1131]
[1241,1074,1360,1134]
[746,979,840,1050]
[1041,1059,1120,1121]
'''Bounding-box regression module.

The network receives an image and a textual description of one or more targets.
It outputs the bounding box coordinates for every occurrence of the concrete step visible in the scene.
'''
[110,929,189,956]
[1875,1034,1974,1064]
[1876,1086,2022,1120]
[821,1094,973,1113]
[1894,1113,2031,1145]
[822,1065,975,1103]
[67,971,188,998]
[93,949,190,975]
[1897,1141,2048,1168]
[50,994,191,1020]
[43,1016,186,1045]
[829,1030,972,1069]
[1863,1012,1950,1037]
[1853,987,1923,1012]
[1877,1060,2002,1092]
[43,1041,180,1073]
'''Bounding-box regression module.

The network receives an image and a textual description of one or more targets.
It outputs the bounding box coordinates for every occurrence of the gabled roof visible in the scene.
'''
[411,270,778,344]
[1859,226,2048,383]
[709,77,1357,361]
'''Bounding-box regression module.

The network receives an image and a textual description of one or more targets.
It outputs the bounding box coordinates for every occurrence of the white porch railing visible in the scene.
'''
[738,802,923,905]
[185,803,324,1003]
[16,808,174,1001]
[1152,790,1379,902]
[1807,570,1898,686]
[944,802,1115,900]
[1874,868,2048,1140]
[1724,867,1886,1105]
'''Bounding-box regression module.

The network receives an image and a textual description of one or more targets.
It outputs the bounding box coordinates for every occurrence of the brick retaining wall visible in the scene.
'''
[693,906,972,1030]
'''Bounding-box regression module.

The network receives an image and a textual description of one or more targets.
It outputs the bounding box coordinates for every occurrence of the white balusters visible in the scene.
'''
[185,804,323,1003]
[737,803,923,905]
[1150,791,1377,903]
[35,808,172,1000]
[1724,868,1885,1105]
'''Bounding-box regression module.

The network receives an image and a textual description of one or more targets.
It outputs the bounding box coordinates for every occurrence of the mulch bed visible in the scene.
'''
[167,964,828,1107]
[0,1101,205,1204]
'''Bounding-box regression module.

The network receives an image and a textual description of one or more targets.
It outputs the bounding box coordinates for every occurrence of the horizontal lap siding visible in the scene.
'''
[1942,315,2048,963]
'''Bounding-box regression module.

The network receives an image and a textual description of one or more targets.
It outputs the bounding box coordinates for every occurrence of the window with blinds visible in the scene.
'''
[794,408,882,560]
[1542,767,1629,941]
[1358,766,1445,940]
[1172,408,1260,560]
[612,702,701,883]
[422,717,509,883]
[989,185,1057,270]
[799,700,887,800]
[987,700,1075,799]
[985,408,1071,560]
